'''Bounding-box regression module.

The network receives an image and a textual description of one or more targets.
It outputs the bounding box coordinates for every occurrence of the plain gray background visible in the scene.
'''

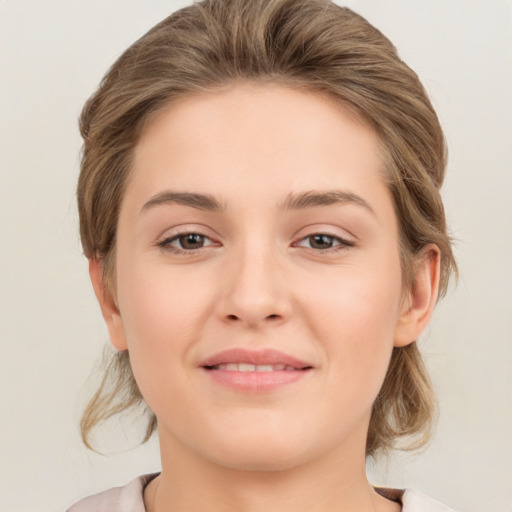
[1,1,511,510]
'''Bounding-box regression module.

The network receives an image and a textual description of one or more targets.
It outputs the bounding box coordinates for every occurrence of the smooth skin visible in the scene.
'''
[90,82,440,512]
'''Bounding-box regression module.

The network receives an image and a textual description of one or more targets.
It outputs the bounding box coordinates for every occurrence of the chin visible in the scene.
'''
[201,432,316,473]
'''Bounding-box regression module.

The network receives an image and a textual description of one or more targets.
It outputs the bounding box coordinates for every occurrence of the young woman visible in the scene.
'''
[68,0,457,510]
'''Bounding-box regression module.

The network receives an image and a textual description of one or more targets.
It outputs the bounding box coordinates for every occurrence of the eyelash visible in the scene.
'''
[157,230,217,256]
[157,230,354,256]
[295,233,354,252]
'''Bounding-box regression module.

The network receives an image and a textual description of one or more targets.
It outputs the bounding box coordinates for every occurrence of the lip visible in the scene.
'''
[199,348,313,393]
[199,348,312,369]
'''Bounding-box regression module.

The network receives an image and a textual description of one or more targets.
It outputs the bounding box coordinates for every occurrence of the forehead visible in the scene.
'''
[129,82,390,214]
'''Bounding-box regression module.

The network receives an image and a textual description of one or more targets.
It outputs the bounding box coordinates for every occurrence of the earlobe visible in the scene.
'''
[89,258,128,351]
[394,245,441,348]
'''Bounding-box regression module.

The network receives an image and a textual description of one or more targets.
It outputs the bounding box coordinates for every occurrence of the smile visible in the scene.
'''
[199,348,313,392]
[206,363,302,372]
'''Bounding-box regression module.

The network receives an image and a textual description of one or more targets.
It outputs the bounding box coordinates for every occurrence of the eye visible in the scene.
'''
[158,231,217,253]
[295,233,354,251]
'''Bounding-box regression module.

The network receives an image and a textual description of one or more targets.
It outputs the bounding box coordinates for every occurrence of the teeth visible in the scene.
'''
[256,365,273,372]
[213,363,298,371]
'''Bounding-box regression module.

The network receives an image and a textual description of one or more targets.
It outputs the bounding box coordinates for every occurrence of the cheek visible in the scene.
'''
[305,257,402,390]
[114,262,215,406]
[118,260,212,341]
[308,258,402,337]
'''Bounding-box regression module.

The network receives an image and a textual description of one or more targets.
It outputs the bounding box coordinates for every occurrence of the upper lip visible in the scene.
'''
[199,348,312,369]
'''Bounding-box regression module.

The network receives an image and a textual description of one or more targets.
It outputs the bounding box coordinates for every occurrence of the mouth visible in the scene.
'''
[199,348,313,392]
[199,347,313,370]
[204,363,309,372]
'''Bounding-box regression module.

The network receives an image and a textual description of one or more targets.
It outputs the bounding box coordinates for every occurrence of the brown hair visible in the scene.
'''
[78,0,457,456]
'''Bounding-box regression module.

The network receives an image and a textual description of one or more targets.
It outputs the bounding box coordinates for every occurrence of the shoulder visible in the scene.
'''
[66,473,159,512]
[401,489,457,512]
[376,487,456,512]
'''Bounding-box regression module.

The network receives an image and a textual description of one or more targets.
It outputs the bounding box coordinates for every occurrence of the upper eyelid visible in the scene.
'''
[157,220,355,240]
[158,225,217,242]
[293,222,357,242]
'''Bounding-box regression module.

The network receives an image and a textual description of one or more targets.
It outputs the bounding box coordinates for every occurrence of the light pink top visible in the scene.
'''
[67,473,456,511]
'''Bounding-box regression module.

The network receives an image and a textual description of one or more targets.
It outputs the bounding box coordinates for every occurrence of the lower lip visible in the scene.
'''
[201,368,311,392]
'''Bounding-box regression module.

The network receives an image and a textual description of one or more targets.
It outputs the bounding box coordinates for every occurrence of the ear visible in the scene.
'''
[394,245,441,347]
[89,258,128,351]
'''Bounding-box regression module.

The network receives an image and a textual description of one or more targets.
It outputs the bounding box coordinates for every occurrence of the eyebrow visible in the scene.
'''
[140,189,374,215]
[141,191,226,214]
[280,190,375,215]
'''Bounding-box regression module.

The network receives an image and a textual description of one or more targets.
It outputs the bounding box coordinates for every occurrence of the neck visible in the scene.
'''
[145,428,400,512]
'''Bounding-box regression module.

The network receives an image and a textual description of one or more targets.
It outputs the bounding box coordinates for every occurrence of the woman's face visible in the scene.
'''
[100,83,420,470]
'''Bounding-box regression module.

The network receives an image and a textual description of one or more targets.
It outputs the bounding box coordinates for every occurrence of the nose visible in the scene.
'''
[216,243,292,329]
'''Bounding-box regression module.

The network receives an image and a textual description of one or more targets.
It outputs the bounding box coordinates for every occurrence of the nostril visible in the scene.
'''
[227,314,238,321]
